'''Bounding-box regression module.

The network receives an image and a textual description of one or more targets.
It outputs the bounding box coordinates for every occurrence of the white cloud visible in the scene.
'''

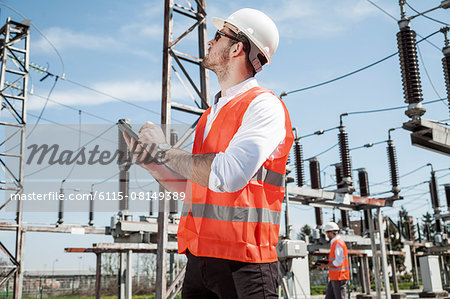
[263,0,385,39]
[28,79,196,110]
[119,23,162,39]
[34,27,117,52]
[33,26,156,60]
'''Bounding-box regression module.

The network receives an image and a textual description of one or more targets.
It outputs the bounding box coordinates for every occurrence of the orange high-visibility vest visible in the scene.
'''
[328,238,350,280]
[177,86,294,263]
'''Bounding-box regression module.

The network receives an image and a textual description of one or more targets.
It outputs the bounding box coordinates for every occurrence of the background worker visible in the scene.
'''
[126,8,294,299]
[320,222,350,299]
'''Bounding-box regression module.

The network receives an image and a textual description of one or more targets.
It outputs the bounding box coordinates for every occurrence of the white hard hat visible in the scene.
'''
[324,222,340,232]
[212,8,279,73]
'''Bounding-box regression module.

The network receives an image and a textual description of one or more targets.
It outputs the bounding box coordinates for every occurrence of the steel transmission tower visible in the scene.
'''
[158,1,210,298]
[0,18,30,299]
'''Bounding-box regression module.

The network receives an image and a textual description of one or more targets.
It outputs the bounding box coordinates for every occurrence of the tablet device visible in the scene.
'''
[118,119,139,141]
[316,259,329,265]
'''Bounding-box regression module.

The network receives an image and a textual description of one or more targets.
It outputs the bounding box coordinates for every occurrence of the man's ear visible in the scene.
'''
[230,42,245,58]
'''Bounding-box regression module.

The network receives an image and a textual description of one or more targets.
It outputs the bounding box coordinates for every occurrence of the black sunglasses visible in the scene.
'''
[214,30,240,43]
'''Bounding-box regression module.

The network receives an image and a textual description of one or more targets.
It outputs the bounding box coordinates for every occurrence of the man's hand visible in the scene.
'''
[122,121,169,166]
[138,121,168,148]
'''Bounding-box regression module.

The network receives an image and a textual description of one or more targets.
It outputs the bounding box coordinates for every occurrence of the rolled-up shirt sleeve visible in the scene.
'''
[208,93,286,193]
[332,244,344,267]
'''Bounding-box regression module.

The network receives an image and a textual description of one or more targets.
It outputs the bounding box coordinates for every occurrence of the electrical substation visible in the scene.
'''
[0,0,450,298]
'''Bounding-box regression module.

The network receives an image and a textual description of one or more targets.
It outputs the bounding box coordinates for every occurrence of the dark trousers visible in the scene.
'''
[182,250,279,299]
[325,280,347,299]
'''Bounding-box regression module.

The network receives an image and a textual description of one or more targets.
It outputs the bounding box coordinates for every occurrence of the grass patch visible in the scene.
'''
[310,285,326,295]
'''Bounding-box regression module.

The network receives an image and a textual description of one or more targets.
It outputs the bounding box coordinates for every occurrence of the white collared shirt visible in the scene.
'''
[330,235,345,267]
[205,77,286,193]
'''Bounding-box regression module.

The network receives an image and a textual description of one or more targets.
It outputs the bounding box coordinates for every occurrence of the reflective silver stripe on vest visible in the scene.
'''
[329,267,350,271]
[181,203,280,225]
[251,166,285,187]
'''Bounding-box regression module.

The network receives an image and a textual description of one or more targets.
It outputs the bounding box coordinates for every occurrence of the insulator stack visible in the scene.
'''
[89,189,94,226]
[57,186,64,225]
[443,45,450,113]
[445,184,450,211]
[358,169,370,197]
[360,215,364,236]
[335,163,344,189]
[396,23,425,119]
[429,171,440,210]
[294,140,305,187]
[169,130,179,215]
[387,139,400,195]
[341,210,350,229]
[309,158,323,226]
[338,126,353,191]
[436,219,442,233]
[118,119,131,212]
[334,163,349,228]
[358,169,370,234]
[170,129,178,146]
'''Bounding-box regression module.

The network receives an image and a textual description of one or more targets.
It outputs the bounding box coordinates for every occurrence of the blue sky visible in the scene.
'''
[0,0,448,271]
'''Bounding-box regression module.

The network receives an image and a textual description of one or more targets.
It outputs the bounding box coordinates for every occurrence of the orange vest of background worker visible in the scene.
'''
[321,222,350,299]
[177,86,294,263]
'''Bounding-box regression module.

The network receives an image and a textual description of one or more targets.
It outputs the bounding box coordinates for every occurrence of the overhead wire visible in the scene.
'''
[0,2,65,76]
[416,45,448,109]
[305,143,339,160]
[26,76,59,138]
[62,110,82,182]
[371,163,430,187]
[280,2,445,98]
[366,0,442,51]
[30,92,115,124]
[0,2,189,125]
[405,1,449,26]
[346,97,445,115]
[24,123,117,177]
[61,77,189,124]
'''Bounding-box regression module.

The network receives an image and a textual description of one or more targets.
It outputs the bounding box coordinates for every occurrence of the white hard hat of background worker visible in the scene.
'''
[212,8,279,73]
[324,222,340,232]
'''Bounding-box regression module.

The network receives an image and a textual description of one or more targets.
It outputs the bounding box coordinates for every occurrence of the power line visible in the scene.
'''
[24,123,117,177]
[347,97,445,115]
[26,76,59,137]
[305,143,338,160]
[405,1,449,26]
[366,0,442,51]
[23,113,115,146]
[366,0,397,21]
[30,92,114,124]
[371,163,430,187]
[280,52,397,97]
[92,172,119,188]
[416,44,448,109]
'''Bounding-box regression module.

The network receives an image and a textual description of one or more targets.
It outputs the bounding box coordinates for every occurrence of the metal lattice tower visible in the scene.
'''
[0,18,30,299]
[159,1,210,298]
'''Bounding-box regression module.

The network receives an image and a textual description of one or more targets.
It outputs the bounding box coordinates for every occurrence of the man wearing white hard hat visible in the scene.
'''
[320,222,350,299]
[127,7,293,298]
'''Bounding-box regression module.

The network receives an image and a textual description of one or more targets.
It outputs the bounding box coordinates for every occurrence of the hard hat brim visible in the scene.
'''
[211,17,225,31]
[211,16,271,65]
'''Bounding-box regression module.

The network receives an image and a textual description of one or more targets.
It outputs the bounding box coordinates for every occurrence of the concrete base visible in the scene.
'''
[356,294,376,299]
[419,291,449,298]
[410,285,421,289]
[391,293,407,299]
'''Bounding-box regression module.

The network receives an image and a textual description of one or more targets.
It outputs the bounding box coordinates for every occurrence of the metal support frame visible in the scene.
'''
[159,0,210,298]
[377,208,391,299]
[0,18,30,299]
[367,209,382,298]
